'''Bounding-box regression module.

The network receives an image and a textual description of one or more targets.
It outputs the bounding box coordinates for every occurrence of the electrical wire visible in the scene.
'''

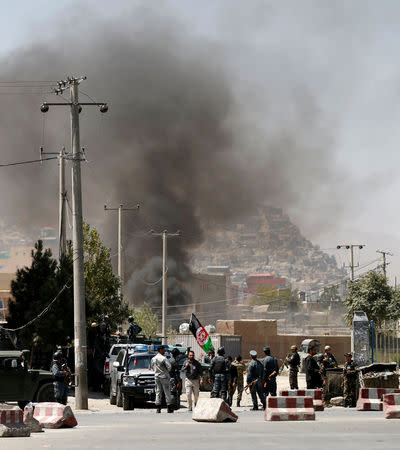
[0,283,71,332]
[0,156,58,167]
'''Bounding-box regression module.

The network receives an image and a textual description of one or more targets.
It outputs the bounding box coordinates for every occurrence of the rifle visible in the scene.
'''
[244,379,257,394]
[279,356,289,375]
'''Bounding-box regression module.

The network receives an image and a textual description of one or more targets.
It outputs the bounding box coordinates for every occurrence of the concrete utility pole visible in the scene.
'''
[40,146,67,258]
[337,244,365,281]
[104,204,139,296]
[59,148,67,257]
[151,230,181,344]
[41,76,108,410]
[376,250,393,278]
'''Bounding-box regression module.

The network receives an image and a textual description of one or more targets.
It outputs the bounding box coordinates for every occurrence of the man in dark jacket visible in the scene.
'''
[226,356,238,407]
[169,348,182,410]
[246,350,266,410]
[127,316,142,343]
[51,351,69,405]
[304,346,323,389]
[184,350,203,411]
[210,347,228,401]
[262,347,279,397]
[343,353,358,407]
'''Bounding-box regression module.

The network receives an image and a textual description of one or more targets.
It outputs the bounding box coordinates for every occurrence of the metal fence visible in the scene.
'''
[372,321,400,364]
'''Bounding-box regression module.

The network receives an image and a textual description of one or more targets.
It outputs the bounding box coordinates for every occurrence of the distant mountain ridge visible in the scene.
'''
[190,205,344,291]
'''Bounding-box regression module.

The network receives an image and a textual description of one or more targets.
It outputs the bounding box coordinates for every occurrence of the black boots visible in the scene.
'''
[167,405,174,413]
[156,407,161,413]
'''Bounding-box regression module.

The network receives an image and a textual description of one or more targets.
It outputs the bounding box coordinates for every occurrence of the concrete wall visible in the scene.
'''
[217,319,351,363]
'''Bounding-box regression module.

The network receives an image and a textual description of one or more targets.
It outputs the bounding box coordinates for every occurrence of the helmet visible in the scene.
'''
[171,348,180,357]
[128,316,134,323]
[291,345,297,350]
[217,347,225,356]
[53,350,62,360]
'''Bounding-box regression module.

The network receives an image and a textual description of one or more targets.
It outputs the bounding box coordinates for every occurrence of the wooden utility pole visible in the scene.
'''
[376,250,393,278]
[337,244,365,281]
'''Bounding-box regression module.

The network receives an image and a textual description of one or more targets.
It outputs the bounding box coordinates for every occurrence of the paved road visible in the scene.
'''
[4,406,400,450]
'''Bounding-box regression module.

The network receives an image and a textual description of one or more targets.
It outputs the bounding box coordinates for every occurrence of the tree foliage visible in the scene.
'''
[7,241,73,350]
[132,302,158,338]
[343,271,400,327]
[249,285,299,310]
[320,285,340,304]
[8,223,130,349]
[82,221,129,329]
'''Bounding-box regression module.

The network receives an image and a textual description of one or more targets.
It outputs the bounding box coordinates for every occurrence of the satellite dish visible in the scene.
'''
[179,323,189,334]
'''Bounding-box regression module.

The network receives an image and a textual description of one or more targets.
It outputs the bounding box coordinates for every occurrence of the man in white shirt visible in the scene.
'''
[151,345,173,413]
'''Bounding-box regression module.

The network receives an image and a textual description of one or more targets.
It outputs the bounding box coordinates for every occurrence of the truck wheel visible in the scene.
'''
[109,385,116,405]
[122,394,133,411]
[116,384,123,407]
[36,383,55,402]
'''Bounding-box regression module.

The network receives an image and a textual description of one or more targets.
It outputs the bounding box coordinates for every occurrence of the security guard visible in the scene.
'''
[343,353,358,407]
[320,345,338,378]
[127,316,142,343]
[262,347,279,397]
[169,348,182,410]
[232,355,246,407]
[50,351,69,405]
[285,345,301,389]
[210,347,228,401]
[246,350,266,410]
[304,346,323,389]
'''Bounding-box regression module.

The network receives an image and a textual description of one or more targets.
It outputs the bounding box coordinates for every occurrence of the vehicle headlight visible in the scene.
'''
[122,375,135,385]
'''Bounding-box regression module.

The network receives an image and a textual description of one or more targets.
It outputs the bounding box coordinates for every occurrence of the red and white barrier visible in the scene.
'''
[356,388,400,411]
[23,404,43,432]
[265,396,315,421]
[0,406,30,437]
[383,393,400,419]
[33,403,77,429]
[279,389,324,411]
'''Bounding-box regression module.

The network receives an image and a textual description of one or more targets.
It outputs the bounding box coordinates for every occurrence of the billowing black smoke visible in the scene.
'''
[0,5,342,310]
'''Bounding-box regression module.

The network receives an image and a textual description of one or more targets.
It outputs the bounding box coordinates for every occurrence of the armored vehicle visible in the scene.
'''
[0,350,55,409]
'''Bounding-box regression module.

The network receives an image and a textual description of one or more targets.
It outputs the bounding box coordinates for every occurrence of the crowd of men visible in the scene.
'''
[50,330,358,410]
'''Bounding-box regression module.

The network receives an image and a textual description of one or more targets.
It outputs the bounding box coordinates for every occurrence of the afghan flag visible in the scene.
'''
[189,313,214,353]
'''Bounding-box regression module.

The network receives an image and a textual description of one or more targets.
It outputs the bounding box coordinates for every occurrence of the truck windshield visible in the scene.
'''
[128,356,151,370]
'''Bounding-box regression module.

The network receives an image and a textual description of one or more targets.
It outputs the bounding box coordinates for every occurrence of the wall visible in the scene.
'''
[217,319,351,363]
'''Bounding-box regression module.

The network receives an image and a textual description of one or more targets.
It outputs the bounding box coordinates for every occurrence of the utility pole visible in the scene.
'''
[41,76,108,410]
[104,203,139,296]
[337,244,365,281]
[376,250,393,278]
[59,148,67,257]
[40,146,67,258]
[151,230,181,344]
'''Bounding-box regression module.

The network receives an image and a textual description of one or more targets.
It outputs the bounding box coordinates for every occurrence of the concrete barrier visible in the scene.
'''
[265,396,315,421]
[279,389,324,411]
[356,388,400,411]
[0,405,31,437]
[33,403,78,429]
[23,404,43,432]
[383,393,400,419]
[192,398,238,422]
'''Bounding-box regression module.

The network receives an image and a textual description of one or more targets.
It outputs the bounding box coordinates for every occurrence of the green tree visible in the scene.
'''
[82,221,129,330]
[7,241,73,350]
[320,286,340,304]
[132,302,158,338]
[343,271,399,327]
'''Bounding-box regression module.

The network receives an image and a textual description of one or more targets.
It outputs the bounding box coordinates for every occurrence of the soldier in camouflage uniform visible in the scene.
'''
[285,345,301,389]
[343,352,358,407]
[232,355,246,407]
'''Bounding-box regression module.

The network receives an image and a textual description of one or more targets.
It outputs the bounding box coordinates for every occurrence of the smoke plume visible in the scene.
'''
[0,3,348,308]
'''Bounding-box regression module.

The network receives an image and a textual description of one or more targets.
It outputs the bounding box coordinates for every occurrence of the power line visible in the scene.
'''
[0,156,58,167]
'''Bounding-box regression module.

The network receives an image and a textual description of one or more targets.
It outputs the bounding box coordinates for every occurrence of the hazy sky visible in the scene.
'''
[1,1,400,282]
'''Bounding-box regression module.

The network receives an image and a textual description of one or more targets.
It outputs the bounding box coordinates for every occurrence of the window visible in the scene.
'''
[128,356,151,370]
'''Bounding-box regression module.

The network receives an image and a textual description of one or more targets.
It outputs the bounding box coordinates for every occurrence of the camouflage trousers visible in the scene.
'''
[236,379,244,402]
[343,376,357,407]
[289,369,298,390]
